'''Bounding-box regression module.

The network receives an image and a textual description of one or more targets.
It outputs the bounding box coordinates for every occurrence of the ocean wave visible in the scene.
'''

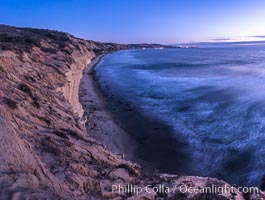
[97,47,265,186]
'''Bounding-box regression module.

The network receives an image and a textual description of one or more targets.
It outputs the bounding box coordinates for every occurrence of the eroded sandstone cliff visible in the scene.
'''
[0,25,264,200]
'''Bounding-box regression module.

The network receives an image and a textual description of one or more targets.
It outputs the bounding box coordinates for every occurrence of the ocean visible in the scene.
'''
[96,45,265,187]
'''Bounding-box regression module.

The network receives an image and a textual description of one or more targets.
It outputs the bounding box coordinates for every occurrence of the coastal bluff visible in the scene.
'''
[0,24,263,200]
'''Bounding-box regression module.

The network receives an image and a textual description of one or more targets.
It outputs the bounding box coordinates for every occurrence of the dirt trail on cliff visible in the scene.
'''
[0,25,263,199]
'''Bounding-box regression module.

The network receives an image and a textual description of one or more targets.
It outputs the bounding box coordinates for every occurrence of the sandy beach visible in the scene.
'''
[79,54,137,161]
[80,53,192,175]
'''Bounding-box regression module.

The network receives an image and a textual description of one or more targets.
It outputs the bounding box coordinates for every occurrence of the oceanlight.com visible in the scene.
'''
[105,184,260,196]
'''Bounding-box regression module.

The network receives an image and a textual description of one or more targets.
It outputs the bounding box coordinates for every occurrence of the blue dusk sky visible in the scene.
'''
[0,0,265,44]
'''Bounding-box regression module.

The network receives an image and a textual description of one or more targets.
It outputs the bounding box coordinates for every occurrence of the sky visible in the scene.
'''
[0,0,265,44]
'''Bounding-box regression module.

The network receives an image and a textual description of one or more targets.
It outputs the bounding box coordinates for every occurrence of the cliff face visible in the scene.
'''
[0,25,263,200]
[0,25,136,199]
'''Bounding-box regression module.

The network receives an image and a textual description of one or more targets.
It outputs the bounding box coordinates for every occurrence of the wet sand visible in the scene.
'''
[80,53,191,175]
[79,54,137,161]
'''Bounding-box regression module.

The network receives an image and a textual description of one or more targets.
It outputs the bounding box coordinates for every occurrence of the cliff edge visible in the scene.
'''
[0,25,263,200]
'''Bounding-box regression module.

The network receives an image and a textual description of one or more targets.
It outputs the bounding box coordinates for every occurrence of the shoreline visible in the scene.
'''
[79,53,138,161]
[1,24,258,199]
[80,51,192,175]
